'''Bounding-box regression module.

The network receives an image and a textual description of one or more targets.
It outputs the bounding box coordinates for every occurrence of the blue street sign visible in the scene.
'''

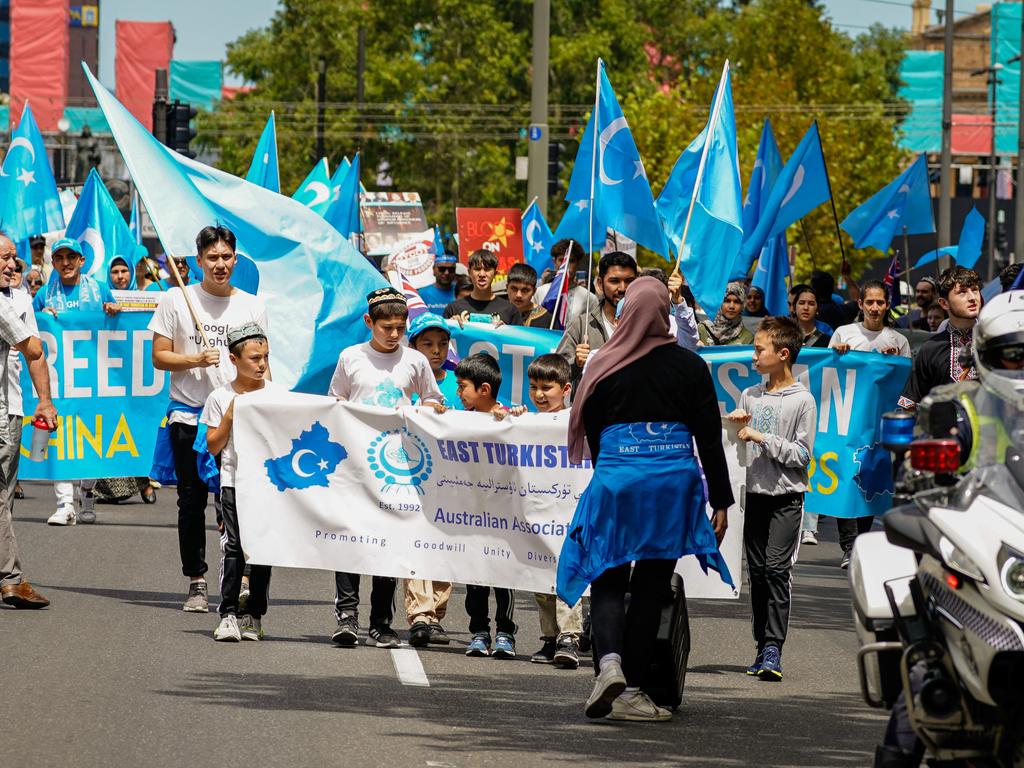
[529,126,543,141]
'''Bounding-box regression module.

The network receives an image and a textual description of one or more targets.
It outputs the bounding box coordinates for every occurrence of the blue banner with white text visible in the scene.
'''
[19,311,169,480]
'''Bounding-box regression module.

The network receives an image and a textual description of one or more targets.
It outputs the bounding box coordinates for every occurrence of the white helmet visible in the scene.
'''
[974,290,1024,408]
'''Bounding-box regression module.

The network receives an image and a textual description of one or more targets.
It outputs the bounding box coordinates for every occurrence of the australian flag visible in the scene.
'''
[541,255,571,328]
[884,254,901,308]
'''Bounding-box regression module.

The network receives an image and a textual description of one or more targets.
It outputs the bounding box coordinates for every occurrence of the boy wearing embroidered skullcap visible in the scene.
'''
[327,286,445,650]
[202,322,277,642]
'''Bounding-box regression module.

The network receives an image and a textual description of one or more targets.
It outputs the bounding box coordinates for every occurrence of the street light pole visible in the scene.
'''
[526,0,550,216]
[1015,8,1024,264]
[971,56,1004,281]
[938,0,954,254]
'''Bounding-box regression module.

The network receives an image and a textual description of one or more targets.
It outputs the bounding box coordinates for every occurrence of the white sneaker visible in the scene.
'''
[239,615,263,641]
[607,691,673,722]
[78,491,96,524]
[47,505,77,526]
[585,658,627,719]
[213,614,241,642]
[801,530,818,546]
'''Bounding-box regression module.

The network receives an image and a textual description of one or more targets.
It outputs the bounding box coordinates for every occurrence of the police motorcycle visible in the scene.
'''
[850,292,1024,767]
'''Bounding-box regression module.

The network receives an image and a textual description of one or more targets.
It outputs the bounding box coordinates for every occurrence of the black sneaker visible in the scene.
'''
[840,550,852,570]
[530,637,557,664]
[331,614,359,646]
[427,623,450,645]
[553,634,580,669]
[368,624,401,648]
[409,621,430,647]
[578,613,592,655]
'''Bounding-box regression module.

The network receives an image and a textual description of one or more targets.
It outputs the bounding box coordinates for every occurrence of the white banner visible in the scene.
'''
[234,393,743,598]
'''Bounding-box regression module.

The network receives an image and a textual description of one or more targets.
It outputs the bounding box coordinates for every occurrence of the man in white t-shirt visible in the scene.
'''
[149,225,268,613]
[328,286,444,650]
[828,279,911,359]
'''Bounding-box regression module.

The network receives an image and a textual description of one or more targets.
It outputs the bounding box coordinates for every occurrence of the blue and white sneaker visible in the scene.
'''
[746,647,765,676]
[758,645,783,681]
[492,632,516,659]
[465,633,491,657]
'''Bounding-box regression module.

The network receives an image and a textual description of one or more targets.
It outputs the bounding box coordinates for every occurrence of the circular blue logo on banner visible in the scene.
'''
[367,428,433,495]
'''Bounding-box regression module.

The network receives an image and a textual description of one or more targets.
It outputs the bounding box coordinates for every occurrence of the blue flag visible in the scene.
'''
[654,61,743,314]
[433,225,446,256]
[85,64,387,394]
[745,120,789,314]
[914,207,986,269]
[522,199,555,272]
[564,60,669,257]
[292,158,333,217]
[0,103,65,240]
[64,168,144,289]
[840,153,935,253]
[324,152,361,238]
[245,112,280,193]
[737,122,830,270]
[552,198,603,249]
[129,193,143,245]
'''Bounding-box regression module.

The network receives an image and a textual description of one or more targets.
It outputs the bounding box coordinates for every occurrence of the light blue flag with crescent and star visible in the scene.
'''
[552,198,604,251]
[324,152,361,238]
[915,206,985,269]
[245,112,280,193]
[840,153,935,253]
[522,199,555,272]
[737,122,830,271]
[292,158,333,217]
[746,121,790,315]
[655,61,743,314]
[564,60,669,257]
[0,103,65,241]
[129,193,143,245]
[64,168,145,289]
[85,64,387,394]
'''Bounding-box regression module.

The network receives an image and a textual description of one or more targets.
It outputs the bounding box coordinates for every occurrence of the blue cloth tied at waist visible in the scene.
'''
[556,421,733,605]
[149,401,220,493]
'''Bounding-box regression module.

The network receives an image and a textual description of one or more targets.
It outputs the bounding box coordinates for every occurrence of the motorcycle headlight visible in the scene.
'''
[939,536,986,582]
[1002,556,1024,600]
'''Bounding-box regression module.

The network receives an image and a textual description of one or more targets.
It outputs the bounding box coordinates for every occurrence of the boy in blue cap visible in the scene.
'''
[418,253,458,313]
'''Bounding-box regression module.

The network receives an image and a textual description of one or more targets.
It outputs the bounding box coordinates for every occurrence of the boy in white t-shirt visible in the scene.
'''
[149,225,268,614]
[202,322,275,642]
[828,279,911,358]
[328,286,445,649]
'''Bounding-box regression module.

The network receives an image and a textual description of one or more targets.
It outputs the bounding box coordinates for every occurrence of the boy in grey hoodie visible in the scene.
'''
[727,316,817,682]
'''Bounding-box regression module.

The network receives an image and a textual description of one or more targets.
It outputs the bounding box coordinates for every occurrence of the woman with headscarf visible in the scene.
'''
[697,282,755,346]
[558,277,734,723]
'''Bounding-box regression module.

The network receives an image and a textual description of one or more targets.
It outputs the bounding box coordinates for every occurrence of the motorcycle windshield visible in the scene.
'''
[970,382,1024,468]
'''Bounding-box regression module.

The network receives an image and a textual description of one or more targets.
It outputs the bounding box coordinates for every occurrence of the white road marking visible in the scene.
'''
[390,647,429,687]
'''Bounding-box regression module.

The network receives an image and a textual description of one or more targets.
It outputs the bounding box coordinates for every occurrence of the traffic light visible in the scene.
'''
[165,100,198,158]
[548,142,565,198]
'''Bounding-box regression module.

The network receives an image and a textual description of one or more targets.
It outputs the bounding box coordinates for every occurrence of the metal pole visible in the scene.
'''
[938,0,954,256]
[988,59,999,282]
[315,57,326,162]
[526,0,550,216]
[152,68,168,145]
[1015,9,1024,264]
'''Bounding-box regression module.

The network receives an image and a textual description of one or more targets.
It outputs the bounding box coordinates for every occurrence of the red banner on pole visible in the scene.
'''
[115,21,175,130]
[455,207,524,275]
[10,0,69,132]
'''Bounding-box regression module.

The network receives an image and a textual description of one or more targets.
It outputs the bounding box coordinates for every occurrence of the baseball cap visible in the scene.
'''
[435,252,458,265]
[407,312,451,342]
[50,237,83,257]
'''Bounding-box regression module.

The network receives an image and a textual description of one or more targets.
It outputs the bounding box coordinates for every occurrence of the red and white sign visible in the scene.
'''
[455,207,523,275]
[381,229,435,289]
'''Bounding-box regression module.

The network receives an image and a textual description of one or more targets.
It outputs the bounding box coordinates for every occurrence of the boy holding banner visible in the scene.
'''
[327,286,445,649]
[203,323,276,642]
[150,226,268,613]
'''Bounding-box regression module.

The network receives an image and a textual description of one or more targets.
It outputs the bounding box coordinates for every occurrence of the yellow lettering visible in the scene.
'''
[815,452,839,495]
[76,415,102,458]
[106,414,138,458]
[66,414,74,457]
[19,415,31,458]
[49,417,65,461]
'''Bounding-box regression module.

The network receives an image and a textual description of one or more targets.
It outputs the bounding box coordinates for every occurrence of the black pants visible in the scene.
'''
[838,515,876,553]
[334,572,395,628]
[170,422,210,578]
[219,487,271,618]
[590,559,675,686]
[465,585,516,636]
[744,492,803,650]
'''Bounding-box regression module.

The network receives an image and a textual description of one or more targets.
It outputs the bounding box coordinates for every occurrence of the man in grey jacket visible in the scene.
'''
[556,251,637,391]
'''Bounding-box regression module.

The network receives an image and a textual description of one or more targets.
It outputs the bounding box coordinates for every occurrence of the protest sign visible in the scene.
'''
[360,192,429,257]
[455,207,523,274]
[382,228,436,289]
[234,396,741,598]
[111,289,161,312]
[19,311,169,480]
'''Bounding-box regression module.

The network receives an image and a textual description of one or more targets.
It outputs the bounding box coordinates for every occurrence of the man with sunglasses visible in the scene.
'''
[418,252,458,314]
[145,256,193,292]
[23,268,43,297]
[899,266,982,411]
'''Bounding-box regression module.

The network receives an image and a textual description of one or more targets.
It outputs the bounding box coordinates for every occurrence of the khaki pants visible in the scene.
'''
[534,592,583,639]
[404,579,452,625]
[0,417,22,586]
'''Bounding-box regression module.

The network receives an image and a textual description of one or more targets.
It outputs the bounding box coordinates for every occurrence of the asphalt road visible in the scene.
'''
[2,482,886,768]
